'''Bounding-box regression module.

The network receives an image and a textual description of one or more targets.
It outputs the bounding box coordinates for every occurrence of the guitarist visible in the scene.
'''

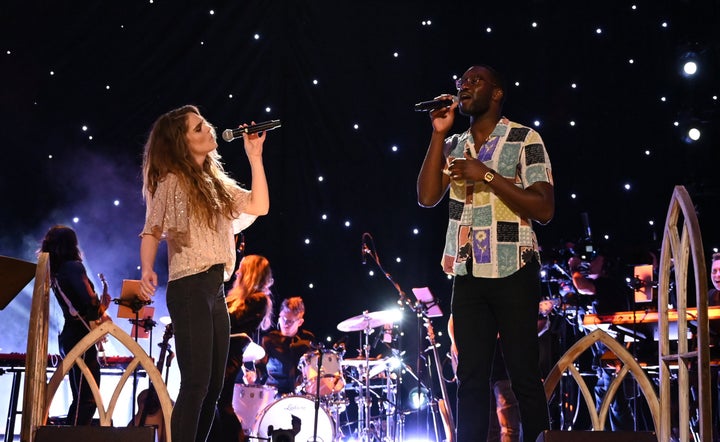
[40,225,112,425]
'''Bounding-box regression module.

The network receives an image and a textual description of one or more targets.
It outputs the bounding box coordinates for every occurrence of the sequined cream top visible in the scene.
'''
[141,173,250,282]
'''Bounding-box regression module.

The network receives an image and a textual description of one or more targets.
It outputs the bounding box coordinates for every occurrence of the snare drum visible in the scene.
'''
[299,349,345,396]
[254,395,334,442]
[232,384,277,428]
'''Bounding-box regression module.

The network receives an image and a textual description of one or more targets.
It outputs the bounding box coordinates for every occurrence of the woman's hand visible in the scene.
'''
[241,122,266,158]
[139,269,157,300]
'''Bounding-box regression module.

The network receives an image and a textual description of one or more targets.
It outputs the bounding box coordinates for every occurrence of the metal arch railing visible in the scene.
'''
[657,185,711,442]
[542,329,660,435]
[20,252,173,442]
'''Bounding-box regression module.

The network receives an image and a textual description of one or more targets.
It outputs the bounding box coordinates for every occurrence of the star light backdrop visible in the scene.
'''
[1,0,718,432]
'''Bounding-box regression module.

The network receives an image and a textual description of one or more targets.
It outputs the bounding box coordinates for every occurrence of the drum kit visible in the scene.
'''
[234,309,405,442]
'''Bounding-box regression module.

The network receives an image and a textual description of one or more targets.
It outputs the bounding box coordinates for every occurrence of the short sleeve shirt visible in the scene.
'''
[141,173,250,281]
[441,117,553,278]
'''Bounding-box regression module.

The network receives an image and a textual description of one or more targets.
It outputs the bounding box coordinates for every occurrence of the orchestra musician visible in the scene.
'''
[568,249,638,431]
[709,252,720,307]
[244,297,315,397]
[40,225,112,425]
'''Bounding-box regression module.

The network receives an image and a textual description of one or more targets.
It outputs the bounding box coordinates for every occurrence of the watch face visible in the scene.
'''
[484,171,494,182]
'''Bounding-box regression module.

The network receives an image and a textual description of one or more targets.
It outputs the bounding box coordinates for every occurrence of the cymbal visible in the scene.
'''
[337,310,397,332]
[341,356,386,368]
[242,341,266,362]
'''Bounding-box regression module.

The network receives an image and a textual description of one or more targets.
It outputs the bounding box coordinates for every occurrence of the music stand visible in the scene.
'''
[633,264,655,304]
[116,279,155,418]
[411,287,443,318]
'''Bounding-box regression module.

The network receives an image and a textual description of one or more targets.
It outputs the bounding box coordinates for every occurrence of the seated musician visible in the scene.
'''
[709,253,720,307]
[569,249,647,431]
[210,255,274,442]
[244,297,316,397]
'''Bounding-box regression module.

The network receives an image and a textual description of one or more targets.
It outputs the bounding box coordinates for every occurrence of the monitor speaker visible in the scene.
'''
[35,425,155,442]
[535,430,657,442]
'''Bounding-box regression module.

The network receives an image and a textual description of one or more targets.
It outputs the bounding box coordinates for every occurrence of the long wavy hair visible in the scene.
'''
[227,255,274,330]
[39,225,82,274]
[142,104,239,228]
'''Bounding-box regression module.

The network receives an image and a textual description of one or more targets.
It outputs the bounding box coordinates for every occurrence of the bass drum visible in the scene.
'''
[254,395,335,442]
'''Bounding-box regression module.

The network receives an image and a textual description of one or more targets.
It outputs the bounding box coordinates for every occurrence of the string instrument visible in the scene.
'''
[130,323,174,442]
[95,273,112,365]
[98,273,112,311]
[425,318,456,442]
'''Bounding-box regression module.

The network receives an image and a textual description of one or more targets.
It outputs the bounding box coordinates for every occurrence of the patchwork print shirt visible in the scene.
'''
[441,117,553,278]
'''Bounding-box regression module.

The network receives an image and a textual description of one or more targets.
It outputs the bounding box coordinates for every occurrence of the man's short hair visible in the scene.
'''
[281,296,305,316]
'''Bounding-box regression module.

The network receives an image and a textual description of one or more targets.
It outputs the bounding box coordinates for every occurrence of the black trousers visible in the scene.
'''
[452,261,549,442]
[59,321,101,425]
[166,264,230,442]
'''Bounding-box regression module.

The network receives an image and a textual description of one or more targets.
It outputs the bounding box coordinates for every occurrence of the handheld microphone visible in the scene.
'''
[222,119,282,142]
[413,97,456,112]
[361,243,368,265]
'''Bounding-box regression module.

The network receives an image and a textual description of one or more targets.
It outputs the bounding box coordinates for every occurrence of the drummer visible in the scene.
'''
[210,255,275,442]
[245,296,316,397]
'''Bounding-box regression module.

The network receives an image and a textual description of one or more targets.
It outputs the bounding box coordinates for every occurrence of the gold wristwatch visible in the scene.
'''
[483,169,496,184]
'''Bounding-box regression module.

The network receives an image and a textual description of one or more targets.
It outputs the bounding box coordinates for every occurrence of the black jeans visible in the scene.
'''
[167,264,230,442]
[59,321,100,425]
[210,334,251,442]
[452,261,549,442]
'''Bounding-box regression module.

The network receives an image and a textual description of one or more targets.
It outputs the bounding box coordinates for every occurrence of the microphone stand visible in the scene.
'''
[313,343,323,442]
[361,232,419,440]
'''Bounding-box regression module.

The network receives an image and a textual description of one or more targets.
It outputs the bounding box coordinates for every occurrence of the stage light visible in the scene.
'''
[679,50,700,78]
[687,127,701,141]
[683,61,698,76]
[408,387,429,410]
[380,309,403,324]
[681,121,702,144]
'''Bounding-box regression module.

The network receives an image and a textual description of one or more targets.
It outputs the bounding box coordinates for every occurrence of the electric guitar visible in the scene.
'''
[130,323,174,442]
[425,318,456,442]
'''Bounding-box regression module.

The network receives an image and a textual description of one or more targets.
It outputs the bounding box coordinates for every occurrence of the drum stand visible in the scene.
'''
[382,367,397,442]
[312,347,324,442]
[326,399,344,441]
[357,325,377,441]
